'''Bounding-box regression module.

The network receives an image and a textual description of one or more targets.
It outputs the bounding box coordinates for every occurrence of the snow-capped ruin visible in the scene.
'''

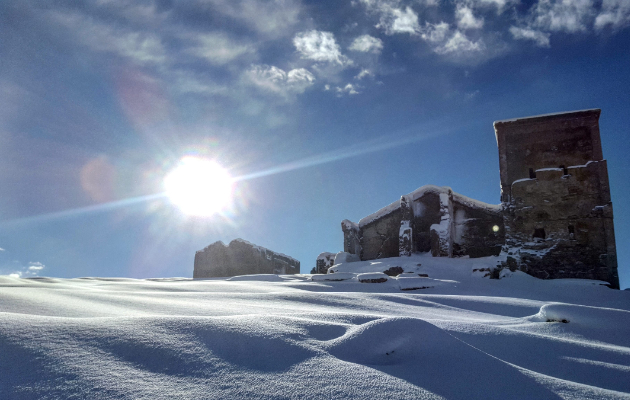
[340,109,619,288]
[194,239,300,278]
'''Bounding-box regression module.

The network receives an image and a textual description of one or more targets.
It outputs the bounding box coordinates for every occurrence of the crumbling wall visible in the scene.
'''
[430,190,454,257]
[341,220,361,256]
[495,109,618,288]
[503,162,616,283]
[346,185,504,261]
[410,190,441,253]
[360,208,402,260]
[315,252,336,274]
[398,196,413,257]
[451,195,504,258]
[193,239,300,278]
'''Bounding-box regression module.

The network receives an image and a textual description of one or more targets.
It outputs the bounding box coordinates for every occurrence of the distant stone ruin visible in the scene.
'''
[313,252,336,274]
[194,239,300,278]
[341,109,619,289]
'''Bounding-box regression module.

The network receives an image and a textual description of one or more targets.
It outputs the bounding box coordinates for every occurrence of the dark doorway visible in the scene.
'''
[533,228,546,240]
[529,168,536,179]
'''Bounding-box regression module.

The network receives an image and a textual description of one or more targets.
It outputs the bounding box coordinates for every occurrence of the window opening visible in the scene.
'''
[568,225,575,240]
[560,165,568,175]
[533,228,546,240]
[529,168,536,179]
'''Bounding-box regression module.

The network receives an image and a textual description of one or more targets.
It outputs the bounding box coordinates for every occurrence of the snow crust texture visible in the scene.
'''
[1,255,629,399]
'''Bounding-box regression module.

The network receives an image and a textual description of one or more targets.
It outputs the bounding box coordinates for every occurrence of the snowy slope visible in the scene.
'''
[1,254,630,399]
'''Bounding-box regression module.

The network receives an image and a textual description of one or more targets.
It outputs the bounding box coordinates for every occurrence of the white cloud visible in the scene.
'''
[378,6,421,35]
[509,26,551,47]
[286,68,317,92]
[172,72,228,96]
[204,0,301,39]
[349,35,384,53]
[456,5,484,30]
[420,22,451,43]
[474,0,518,14]
[48,11,166,65]
[434,30,484,54]
[360,0,422,35]
[595,0,630,31]
[293,31,352,65]
[28,262,45,271]
[354,69,374,80]
[1,261,45,278]
[188,33,253,65]
[335,83,361,96]
[532,0,595,33]
[0,247,4,251]
[246,65,315,95]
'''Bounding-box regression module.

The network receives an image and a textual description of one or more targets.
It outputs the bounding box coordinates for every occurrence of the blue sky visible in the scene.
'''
[0,0,629,287]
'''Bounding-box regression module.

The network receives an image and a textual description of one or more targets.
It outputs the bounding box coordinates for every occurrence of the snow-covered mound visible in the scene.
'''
[1,256,629,399]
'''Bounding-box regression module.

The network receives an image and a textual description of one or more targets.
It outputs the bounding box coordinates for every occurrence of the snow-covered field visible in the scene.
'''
[1,254,629,399]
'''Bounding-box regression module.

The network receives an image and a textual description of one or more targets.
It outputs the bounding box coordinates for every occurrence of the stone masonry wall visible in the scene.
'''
[360,208,402,260]
[194,239,300,278]
[343,186,503,262]
[495,109,618,288]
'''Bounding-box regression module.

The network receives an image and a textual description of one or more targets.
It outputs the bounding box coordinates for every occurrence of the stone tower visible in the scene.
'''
[495,109,619,288]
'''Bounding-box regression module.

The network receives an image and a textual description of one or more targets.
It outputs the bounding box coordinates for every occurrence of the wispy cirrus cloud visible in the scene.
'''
[187,32,254,65]
[47,10,167,66]
[198,0,302,39]
[509,26,551,47]
[530,0,596,33]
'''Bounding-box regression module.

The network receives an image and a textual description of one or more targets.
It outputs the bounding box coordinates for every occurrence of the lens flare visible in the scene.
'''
[163,157,233,216]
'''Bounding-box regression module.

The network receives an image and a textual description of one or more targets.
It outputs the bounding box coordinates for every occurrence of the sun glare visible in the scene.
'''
[164,157,233,216]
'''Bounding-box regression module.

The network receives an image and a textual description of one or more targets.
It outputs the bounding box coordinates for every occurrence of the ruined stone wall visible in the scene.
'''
[495,110,618,288]
[315,252,336,274]
[360,208,402,260]
[193,239,300,278]
[341,220,361,256]
[343,186,504,261]
[495,109,603,202]
[451,197,504,258]
[410,191,441,253]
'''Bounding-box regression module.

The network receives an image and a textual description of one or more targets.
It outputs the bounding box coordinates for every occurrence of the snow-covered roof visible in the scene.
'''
[358,185,500,228]
[197,240,227,253]
[493,108,600,125]
[232,238,299,264]
[317,252,336,260]
[341,219,359,231]
[452,192,502,212]
[359,198,401,227]
[198,238,299,265]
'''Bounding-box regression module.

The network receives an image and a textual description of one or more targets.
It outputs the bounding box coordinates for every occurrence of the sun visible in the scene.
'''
[164,157,234,216]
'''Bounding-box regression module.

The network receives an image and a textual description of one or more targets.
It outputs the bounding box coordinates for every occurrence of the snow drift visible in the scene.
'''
[1,254,629,399]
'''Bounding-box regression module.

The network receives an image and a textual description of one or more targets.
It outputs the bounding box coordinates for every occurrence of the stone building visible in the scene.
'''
[340,109,619,288]
[496,109,618,288]
[341,185,504,262]
[193,239,300,278]
[313,252,336,274]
